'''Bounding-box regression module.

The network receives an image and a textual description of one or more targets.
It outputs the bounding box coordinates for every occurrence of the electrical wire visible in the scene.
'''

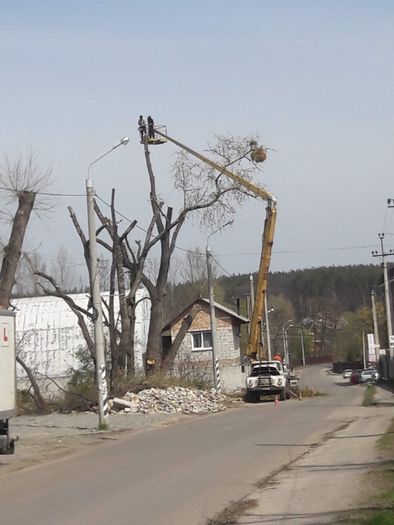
[0,186,86,197]
[1,186,384,267]
[211,254,233,277]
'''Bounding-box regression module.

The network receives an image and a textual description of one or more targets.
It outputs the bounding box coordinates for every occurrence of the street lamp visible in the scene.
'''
[86,136,129,428]
[300,323,306,367]
[206,219,234,392]
[282,319,293,367]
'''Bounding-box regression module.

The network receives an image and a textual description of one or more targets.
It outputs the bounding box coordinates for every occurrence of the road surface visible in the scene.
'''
[0,365,363,525]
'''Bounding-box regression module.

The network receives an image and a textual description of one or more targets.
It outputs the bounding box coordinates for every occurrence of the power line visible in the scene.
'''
[0,186,85,197]
[211,254,233,277]
[1,186,384,265]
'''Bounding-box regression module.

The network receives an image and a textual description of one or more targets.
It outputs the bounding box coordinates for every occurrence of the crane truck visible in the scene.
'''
[145,124,282,401]
[0,309,16,453]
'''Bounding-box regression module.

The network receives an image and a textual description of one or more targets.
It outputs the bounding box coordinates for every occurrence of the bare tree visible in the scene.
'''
[180,247,208,288]
[11,251,46,297]
[0,153,52,308]
[49,246,79,292]
[67,190,142,386]
[141,134,266,371]
[32,134,266,380]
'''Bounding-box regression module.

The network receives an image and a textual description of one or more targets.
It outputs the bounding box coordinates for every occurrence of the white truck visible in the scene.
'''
[0,310,16,454]
[245,360,287,402]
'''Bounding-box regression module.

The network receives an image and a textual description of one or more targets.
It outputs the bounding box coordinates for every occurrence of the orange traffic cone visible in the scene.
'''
[274,395,279,406]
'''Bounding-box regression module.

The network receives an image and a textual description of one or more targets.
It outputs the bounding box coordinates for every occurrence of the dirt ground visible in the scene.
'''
[0,411,186,474]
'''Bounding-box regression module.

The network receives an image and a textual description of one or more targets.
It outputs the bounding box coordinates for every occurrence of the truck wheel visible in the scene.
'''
[246,391,255,403]
[280,388,286,401]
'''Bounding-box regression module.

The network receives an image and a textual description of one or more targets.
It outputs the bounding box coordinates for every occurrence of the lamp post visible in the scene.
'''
[282,319,293,367]
[300,324,306,367]
[206,219,233,392]
[86,136,129,428]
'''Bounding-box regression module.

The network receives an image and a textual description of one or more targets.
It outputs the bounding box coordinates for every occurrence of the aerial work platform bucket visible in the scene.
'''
[142,125,168,145]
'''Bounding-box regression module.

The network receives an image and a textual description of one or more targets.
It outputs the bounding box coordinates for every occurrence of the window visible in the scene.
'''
[191,331,212,351]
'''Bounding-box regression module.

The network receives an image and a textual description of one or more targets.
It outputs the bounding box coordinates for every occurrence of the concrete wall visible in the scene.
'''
[13,288,150,380]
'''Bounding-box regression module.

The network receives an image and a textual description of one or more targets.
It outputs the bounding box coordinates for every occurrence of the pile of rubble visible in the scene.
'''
[110,386,225,414]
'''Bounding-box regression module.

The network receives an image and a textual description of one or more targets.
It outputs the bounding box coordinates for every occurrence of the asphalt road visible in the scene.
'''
[0,365,362,525]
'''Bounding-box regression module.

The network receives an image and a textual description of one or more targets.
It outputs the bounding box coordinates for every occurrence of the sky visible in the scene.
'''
[1,0,394,278]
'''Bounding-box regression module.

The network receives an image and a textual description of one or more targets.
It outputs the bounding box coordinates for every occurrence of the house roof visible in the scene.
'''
[162,297,249,332]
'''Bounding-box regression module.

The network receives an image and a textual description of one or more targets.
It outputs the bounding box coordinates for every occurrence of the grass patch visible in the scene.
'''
[336,509,394,524]
[378,419,394,451]
[206,498,257,525]
[362,384,378,406]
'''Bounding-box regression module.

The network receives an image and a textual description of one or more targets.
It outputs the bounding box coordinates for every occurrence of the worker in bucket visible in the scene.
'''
[147,115,154,139]
[138,115,146,141]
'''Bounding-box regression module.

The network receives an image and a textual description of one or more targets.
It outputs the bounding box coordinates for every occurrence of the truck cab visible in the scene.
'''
[245,360,287,402]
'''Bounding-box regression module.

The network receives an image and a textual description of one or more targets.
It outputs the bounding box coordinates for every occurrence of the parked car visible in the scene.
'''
[350,369,362,385]
[359,369,379,383]
[343,369,352,378]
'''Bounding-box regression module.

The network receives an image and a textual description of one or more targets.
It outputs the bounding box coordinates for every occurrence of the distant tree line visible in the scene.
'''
[165,263,388,364]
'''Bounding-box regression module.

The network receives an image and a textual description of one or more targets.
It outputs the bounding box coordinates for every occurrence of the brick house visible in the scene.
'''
[162,298,248,390]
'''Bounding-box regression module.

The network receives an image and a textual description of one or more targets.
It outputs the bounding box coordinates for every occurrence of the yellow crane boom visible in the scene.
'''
[154,128,277,360]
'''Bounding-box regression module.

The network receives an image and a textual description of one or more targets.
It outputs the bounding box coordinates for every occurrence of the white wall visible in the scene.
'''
[13,288,150,379]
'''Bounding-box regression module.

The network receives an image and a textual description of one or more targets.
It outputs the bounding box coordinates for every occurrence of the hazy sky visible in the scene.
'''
[1,1,394,277]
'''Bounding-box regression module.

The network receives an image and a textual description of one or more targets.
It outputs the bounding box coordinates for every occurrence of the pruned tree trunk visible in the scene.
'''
[0,191,35,308]
[161,304,201,372]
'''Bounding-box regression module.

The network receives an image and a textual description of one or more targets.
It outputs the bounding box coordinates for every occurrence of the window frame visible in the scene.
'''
[191,331,213,352]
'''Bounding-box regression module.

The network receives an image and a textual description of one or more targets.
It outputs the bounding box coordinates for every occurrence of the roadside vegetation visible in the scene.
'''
[362,384,378,407]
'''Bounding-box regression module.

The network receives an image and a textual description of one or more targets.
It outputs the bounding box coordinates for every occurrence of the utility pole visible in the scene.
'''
[372,232,394,379]
[249,274,255,310]
[264,294,272,360]
[206,220,233,392]
[86,179,108,428]
[282,320,293,367]
[300,324,306,367]
[245,292,251,334]
[371,289,380,364]
[86,136,129,428]
[206,246,220,392]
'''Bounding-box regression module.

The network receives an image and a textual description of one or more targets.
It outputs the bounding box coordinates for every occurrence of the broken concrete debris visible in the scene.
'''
[110,387,225,414]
